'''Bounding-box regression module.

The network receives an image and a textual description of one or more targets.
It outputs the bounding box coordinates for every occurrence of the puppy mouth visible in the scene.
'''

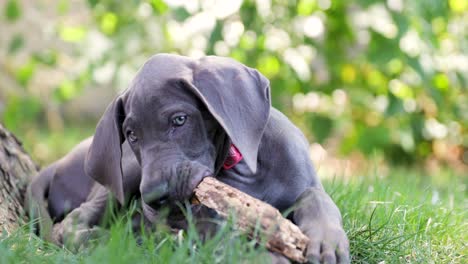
[145,194,170,209]
[143,173,213,208]
[142,182,169,205]
[141,161,213,207]
[142,200,159,223]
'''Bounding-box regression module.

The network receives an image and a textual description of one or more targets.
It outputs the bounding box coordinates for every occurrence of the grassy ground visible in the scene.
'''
[0,169,466,264]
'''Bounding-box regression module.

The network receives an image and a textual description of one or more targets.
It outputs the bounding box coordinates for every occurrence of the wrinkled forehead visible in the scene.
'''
[127,80,200,113]
[123,55,200,115]
[138,54,195,81]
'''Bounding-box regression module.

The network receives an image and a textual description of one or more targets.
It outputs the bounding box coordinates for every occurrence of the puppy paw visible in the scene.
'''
[51,222,64,245]
[53,216,107,251]
[304,224,349,264]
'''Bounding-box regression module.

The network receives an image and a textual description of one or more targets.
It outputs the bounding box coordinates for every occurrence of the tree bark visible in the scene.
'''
[0,123,38,235]
[193,177,309,263]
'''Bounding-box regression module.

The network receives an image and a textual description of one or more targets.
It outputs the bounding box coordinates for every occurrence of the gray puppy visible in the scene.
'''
[27,54,349,263]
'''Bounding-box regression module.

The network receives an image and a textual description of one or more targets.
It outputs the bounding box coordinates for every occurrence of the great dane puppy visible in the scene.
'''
[27,54,349,263]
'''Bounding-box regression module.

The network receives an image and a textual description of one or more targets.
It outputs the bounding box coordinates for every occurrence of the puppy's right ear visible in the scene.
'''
[85,96,126,204]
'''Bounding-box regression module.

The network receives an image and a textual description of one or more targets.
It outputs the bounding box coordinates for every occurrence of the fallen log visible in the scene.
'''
[193,177,309,263]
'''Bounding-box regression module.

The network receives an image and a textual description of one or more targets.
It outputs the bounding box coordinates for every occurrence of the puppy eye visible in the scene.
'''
[126,130,138,143]
[172,115,187,126]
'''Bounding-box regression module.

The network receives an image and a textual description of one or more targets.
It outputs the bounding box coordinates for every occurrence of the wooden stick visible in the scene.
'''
[193,177,309,263]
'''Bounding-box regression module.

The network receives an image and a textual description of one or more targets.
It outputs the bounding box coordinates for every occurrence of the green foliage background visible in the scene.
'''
[0,0,467,166]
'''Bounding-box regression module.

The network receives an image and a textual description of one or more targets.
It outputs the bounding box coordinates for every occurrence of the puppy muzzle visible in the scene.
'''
[140,161,212,207]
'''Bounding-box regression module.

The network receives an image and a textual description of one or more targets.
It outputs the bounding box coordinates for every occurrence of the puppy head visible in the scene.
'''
[85,54,271,205]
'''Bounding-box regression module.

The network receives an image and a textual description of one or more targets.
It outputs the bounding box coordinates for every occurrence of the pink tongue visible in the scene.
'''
[223,144,243,170]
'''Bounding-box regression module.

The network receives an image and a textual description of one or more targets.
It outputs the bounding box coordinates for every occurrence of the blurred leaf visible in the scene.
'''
[419,0,449,18]
[410,114,425,142]
[431,17,446,35]
[173,7,191,22]
[256,35,266,51]
[341,64,357,83]
[87,0,98,8]
[4,0,21,21]
[433,73,449,92]
[59,25,87,42]
[357,125,390,155]
[57,0,69,14]
[340,126,359,155]
[297,0,317,16]
[404,57,426,83]
[389,80,413,99]
[392,12,410,38]
[386,144,415,165]
[76,68,92,87]
[230,49,247,63]
[386,59,403,75]
[355,0,378,8]
[8,34,23,54]
[309,114,333,143]
[257,55,280,78]
[151,0,169,14]
[368,34,399,65]
[33,50,58,66]
[2,96,42,131]
[367,69,387,93]
[53,80,78,102]
[15,60,36,87]
[417,141,432,157]
[385,94,404,116]
[207,21,223,54]
[101,12,118,35]
[448,0,468,13]
[239,33,256,50]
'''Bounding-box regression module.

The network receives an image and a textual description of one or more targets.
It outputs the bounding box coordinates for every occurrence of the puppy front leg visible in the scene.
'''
[25,164,57,242]
[53,184,110,249]
[293,186,350,264]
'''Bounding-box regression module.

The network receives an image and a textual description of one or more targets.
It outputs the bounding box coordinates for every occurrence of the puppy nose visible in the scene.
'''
[141,182,169,205]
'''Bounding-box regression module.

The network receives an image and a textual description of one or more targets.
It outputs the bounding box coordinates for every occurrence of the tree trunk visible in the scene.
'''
[0,123,37,234]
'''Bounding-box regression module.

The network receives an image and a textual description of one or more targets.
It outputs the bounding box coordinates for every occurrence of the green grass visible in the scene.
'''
[1,169,466,263]
[330,169,466,263]
[11,124,96,166]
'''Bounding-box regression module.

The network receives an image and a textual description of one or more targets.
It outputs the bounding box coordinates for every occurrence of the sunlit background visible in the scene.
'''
[0,0,466,177]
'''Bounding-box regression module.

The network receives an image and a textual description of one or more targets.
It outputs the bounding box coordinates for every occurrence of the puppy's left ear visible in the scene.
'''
[85,96,126,204]
[186,56,271,173]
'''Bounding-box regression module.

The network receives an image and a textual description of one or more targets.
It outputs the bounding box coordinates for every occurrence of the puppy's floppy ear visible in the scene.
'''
[186,56,271,173]
[85,96,126,204]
